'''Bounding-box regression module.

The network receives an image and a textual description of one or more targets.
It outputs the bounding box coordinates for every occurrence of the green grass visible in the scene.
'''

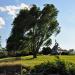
[0,55,75,67]
[21,55,75,67]
[21,55,55,67]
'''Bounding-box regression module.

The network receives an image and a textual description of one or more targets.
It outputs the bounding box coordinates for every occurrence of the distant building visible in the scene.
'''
[57,47,68,54]
[51,40,59,54]
[51,40,68,55]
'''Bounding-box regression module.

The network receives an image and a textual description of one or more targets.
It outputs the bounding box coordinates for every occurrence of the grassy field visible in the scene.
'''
[21,55,75,67]
[0,55,75,67]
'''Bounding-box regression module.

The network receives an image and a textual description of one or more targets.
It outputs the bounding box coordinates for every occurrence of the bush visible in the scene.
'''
[29,62,67,75]
[26,57,75,75]
[16,50,33,57]
[41,47,51,55]
[61,51,69,55]
[66,63,75,75]
[0,51,8,58]
[21,56,75,75]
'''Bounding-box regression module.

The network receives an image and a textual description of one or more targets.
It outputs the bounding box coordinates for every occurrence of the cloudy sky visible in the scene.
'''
[0,0,75,49]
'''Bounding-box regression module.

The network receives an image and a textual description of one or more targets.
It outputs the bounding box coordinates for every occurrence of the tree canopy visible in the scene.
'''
[6,4,60,58]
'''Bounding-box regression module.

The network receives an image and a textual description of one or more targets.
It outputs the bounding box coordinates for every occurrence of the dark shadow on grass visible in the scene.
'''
[25,58,34,60]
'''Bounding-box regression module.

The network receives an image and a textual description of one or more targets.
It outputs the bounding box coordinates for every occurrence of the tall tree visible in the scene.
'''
[6,4,60,58]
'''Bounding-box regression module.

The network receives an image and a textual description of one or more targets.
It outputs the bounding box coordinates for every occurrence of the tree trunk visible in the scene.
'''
[33,53,37,58]
[33,49,37,58]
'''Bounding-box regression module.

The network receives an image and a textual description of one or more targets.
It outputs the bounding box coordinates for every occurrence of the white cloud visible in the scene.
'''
[0,7,6,12]
[0,3,31,18]
[5,5,18,18]
[20,3,31,10]
[0,3,31,28]
[0,17,5,29]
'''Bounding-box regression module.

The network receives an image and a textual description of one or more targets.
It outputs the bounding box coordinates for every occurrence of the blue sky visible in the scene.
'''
[0,0,75,49]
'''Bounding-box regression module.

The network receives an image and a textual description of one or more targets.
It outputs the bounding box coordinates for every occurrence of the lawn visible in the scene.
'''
[0,55,75,67]
[21,55,75,67]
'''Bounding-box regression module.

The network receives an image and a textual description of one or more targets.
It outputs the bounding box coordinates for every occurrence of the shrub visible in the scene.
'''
[61,51,69,55]
[0,51,8,58]
[27,57,75,75]
[41,47,51,55]
[16,50,33,57]
[66,63,75,75]
[22,56,75,75]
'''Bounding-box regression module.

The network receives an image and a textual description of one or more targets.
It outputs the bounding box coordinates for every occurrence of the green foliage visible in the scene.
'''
[0,52,7,58]
[0,47,8,58]
[61,51,69,55]
[16,49,33,56]
[6,4,60,58]
[41,47,51,55]
[26,58,75,75]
